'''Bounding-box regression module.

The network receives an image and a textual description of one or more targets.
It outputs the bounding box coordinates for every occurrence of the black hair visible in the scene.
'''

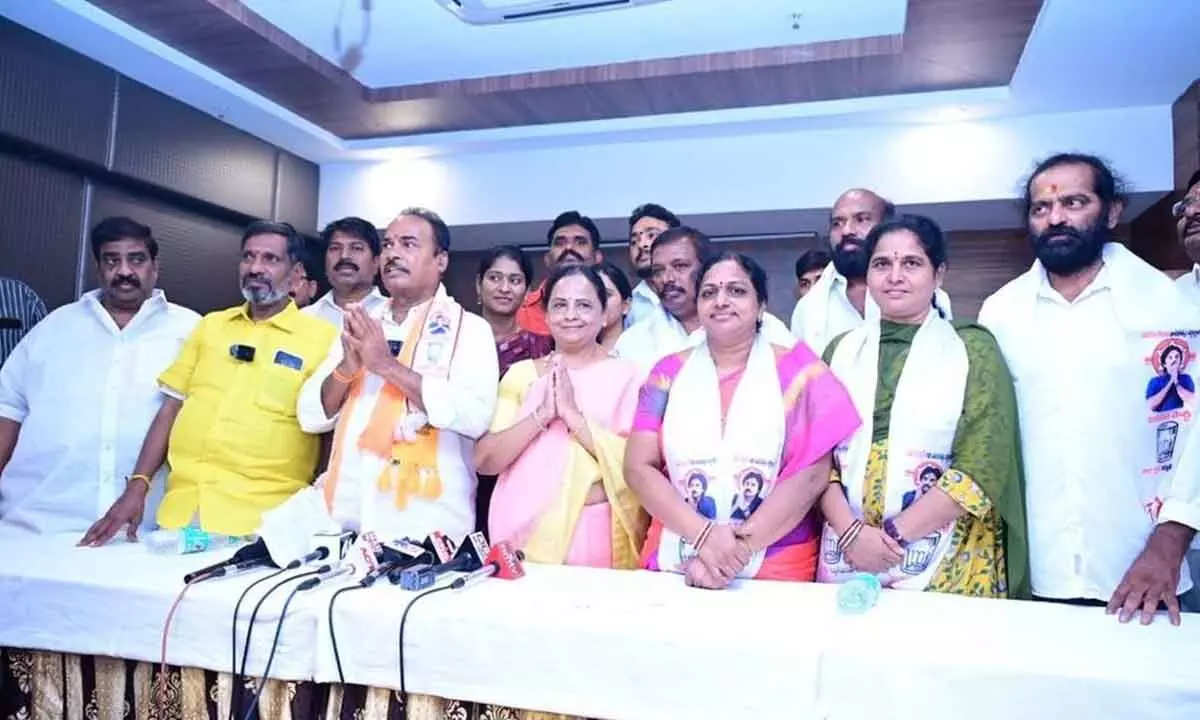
[1021,153,1129,219]
[1187,169,1200,193]
[592,260,632,302]
[650,226,715,265]
[863,214,949,318]
[1161,344,1184,368]
[320,216,381,256]
[398,207,451,252]
[90,216,157,261]
[476,245,533,286]
[794,248,832,280]
[546,210,601,249]
[241,220,304,264]
[697,251,770,307]
[541,264,608,312]
[864,214,949,268]
[628,203,681,231]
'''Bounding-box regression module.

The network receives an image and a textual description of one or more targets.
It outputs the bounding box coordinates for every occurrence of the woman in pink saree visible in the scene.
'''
[626,252,860,588]
[476,265,647,568]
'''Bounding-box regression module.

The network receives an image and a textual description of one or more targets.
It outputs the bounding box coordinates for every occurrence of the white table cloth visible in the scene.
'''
[0,531,323,680]
[2,530,1200,719]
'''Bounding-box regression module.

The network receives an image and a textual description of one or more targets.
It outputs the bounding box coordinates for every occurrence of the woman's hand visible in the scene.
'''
[553,359,582,425]
[697,524,751,581]
[681,557,731,590]
[535,367,557,424]
[844,525,904,573]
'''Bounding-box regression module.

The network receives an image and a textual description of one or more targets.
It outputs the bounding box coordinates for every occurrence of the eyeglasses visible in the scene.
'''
[1173,197,1200,218]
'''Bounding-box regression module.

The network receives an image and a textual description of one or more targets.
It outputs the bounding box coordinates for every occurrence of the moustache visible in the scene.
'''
[111,276,140,288]
[557,250,586,265]
[334,261,359,272]
[242,274,270,286]
[1034,225,1085,246]
[662,283,687,297]
[383,260,408,274]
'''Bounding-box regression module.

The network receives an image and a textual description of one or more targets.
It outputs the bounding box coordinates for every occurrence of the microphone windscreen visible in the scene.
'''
[231,538,276,566]
[488,542,526,580]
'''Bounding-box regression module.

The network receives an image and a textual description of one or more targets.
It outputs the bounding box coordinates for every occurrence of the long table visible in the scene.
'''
[3,531,1200,719]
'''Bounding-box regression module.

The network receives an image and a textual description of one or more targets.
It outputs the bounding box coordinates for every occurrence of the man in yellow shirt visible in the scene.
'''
[82,221,337,543]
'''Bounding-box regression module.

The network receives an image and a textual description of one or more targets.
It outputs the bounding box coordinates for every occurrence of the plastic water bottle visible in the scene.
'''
[144,527,242,555]
[837,572,882,614]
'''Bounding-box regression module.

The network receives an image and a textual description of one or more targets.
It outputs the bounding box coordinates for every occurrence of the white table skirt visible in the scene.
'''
[2,531,1200,719]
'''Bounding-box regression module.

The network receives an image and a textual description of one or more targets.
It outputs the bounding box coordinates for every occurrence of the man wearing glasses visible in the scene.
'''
[1173,170,1200,306]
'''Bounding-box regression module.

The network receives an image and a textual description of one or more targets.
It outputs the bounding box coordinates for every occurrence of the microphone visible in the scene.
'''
[183,538,275,583]
[360,538,432,587]
[398,531,489,591]
[297,562,354,591]
[386,531,456,586]
[295,532,370,591]
[451,542,526,590]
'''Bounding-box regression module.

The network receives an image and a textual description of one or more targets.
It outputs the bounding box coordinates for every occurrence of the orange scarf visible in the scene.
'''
[323,295,464,512]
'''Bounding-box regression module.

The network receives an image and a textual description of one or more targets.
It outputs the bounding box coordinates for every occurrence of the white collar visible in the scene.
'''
[633,280,659,303]
[1034,246,1114,304]
[81,288,168,332]
[317,286,385,313]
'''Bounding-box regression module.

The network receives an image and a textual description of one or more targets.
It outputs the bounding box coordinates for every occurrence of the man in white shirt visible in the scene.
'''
[0,217,198,534]
[790,189,952,355]
[299,207,498,542]
[979,153,1200,625]
[1172,170,1200,307]
[303,216,388,328]
[615,226,793,369]
[625,203,680,329]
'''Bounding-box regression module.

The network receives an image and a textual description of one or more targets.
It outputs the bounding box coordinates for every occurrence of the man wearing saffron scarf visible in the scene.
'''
[298,208,498,541]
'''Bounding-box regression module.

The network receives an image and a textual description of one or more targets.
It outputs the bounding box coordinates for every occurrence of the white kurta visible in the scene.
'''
[789,263,953,356]
[1174,265,1200,309]
[297,289,499,543]
[979,243,1200,601]
[302,287,388,330]
[624,281,661,329]
[614,307,795,371]
[0,290,198,534]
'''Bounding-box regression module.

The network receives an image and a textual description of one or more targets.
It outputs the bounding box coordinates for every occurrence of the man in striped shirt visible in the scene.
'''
[0,278,47,368]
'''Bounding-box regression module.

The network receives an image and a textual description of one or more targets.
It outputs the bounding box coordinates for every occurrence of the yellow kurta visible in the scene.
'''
[156,303,336,535]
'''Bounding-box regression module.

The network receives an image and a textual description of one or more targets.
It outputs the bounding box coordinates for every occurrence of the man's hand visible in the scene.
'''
[346,306,394,377]
[1107,522,1194,626]
[79,483,147,547]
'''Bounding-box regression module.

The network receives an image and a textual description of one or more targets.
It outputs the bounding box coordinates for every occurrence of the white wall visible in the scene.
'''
[319,105,1173,229]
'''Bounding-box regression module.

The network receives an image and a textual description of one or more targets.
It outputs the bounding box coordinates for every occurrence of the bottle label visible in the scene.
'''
[180,527,213,554]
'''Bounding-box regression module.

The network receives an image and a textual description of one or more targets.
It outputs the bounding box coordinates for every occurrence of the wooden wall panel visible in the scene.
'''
[0,18,114,165]
[112,77,278,220]
[0,152,86,308]
[443,229,1037,326]
[89,185,245,315]
[275,151,320,235]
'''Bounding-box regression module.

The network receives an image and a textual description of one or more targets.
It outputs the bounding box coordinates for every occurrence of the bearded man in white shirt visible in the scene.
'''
[615,226,793,369]
[0,217,198,534]
[299,207,498,542]
[979,153,1200,625]
[624,203,680,329]
[790,189,952,355]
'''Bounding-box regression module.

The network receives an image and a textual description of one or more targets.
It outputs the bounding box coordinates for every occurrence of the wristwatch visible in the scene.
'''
[883,517,910,548]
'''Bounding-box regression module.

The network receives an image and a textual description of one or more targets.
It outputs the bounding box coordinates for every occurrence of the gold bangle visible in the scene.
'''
[127,474,151,491]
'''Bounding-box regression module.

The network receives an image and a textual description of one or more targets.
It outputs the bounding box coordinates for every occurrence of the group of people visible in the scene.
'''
[1,151,1199,626]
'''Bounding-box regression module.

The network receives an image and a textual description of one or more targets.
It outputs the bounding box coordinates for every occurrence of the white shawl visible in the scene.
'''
[818,311,968,589]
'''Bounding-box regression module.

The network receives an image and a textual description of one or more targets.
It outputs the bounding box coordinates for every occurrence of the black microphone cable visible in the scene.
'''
[397,584,454,719]
[240,582,305,720]
[227,568,287,720]
[327,584,364,685]
[231,569,320,719]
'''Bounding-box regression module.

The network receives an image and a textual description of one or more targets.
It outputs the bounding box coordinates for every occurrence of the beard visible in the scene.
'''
[831,236,870,279]
[1030,211,1111,276]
